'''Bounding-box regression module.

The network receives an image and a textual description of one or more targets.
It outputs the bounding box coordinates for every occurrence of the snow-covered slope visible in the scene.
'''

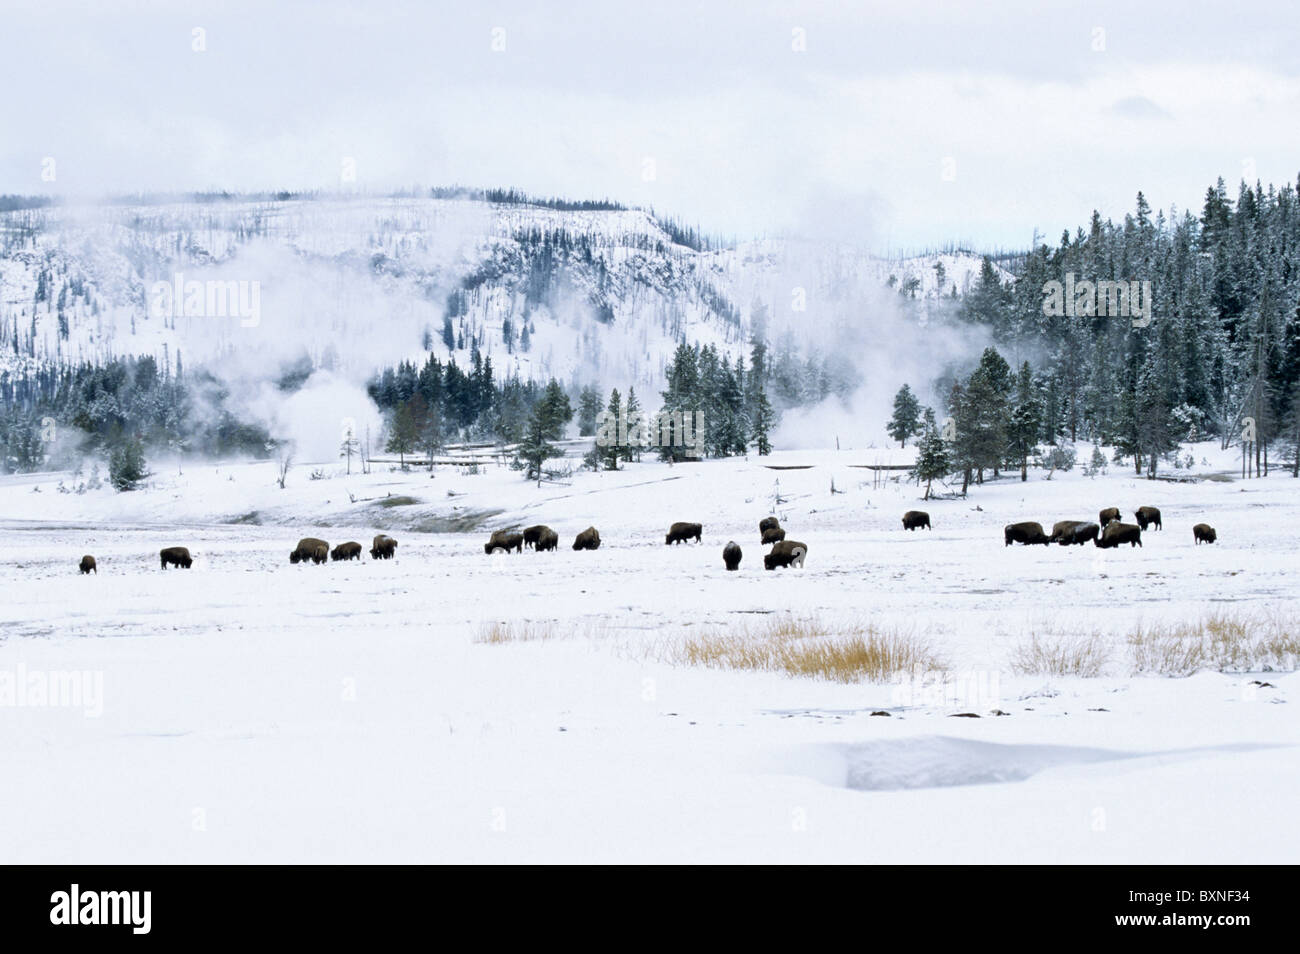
[0,196,1010,391]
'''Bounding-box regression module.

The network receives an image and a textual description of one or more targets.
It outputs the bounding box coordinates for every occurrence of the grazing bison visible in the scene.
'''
[291,537,329,565]
[764,539,807,570]
[759,516,780,535]
[1095,522,1142,548]
[1066,522,1100,546]
[160,546,192,569]
[523,525,551,549]
[723,541,742,571]
[1004,522,1050,546]
[1193,523,1217,545]
[1099,507,1121,527]
[902,510,931,531]
[665,521,703,545]
[535,527,559,552]
[1134,506,1162,531]
[483,530,523,555]
[1049,520,1083,544]
[79,555,97,575]
[572,526,601,551]
[761,526,786,545]
[331,542,363,561]
[370,534,398,560]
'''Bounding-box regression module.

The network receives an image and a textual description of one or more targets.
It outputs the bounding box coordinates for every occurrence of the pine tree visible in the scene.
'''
[888,384,922,448]
[514,400,564,484]
[108,433,148,491]
[1007,363,1042,481]
[386,402,418,467]
[602,388,622,470]
[577,386,602,437]
[911,408,950,500]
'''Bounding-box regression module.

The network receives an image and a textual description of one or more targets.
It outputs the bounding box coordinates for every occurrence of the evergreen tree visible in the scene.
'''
[911,408,950,500]
[386,401,418,467]
[887,384,922,448]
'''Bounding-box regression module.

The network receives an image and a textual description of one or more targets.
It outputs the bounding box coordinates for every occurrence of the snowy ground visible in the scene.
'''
[0,442,1296,863]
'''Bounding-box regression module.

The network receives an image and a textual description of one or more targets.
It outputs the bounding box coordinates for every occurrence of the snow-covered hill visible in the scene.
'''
[0,195,1011,391]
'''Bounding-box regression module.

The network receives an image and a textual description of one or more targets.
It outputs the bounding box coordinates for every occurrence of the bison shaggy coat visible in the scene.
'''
[758,516,780,535]
[902,510,931,531]
[1096,522,1142,548]
[79,555,97,574]
[764,539,807,570]
[535,528,559,552]
[665,522,703,545]
[1193,523,1217,545]
[1099,507,1121,527]
[572,527,601,551]
[1134,506,1162,530]
[523,525,550,549]
[723,541,742,571]
[761,526,786,545]
[371,534,398,560]
[331,542,363,561]
[483,530,523,554]
[160,546,192,569]
[291,537,329,565]
[1004,522,1050,546]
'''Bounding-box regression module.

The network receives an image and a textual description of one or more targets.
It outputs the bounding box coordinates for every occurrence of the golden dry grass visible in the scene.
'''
[474,619,608,644]
[1010,628,1113,677]
[660,615,947,683]
[1128,609,1300,675]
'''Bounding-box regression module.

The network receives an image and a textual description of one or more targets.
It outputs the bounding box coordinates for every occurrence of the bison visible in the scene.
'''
[1049,520,1098,546]
[160,546,192,569]
[665,522,702,545]
[523,525,551,549]
[331,542,363,561]
[1004,522,1050,546]
[291,537,329,565]
[535,527,559,552]
[1095,522,1142,548]
[1099,507,1121,527]
[371,534,398,560]
[759,516,780,535]
[1193,523,1217,545]
[483,530,523,555]
[572,526,601,551]
[79,555,97,575]
[761,526,786,545]
[1134,506,1162,531]
[902,510,931,531]
[723,541,742,571]
[764,539,807,570]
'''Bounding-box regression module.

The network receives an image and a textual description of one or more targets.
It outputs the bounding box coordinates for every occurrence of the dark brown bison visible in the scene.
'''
[902,510,931,531]
[371,534,397,560]
[1095,522,1142,548]
[764,539,807,570]
[483,530,523,554]
[1193,523,1217,545]
[759,516,780,535]
[1099,507,1121,527]
[761,526,786,545]
[160,546,192,569]
[1065,522,1100,546]
[572,526,601,551]
[1134,506,1162,531]
[331,542,363,561]
[535,528,559,552]
[723,541,742,571]
[79,555,97,575]
[523,525,551,549]
[665,522,702,545]
[291,537,329,565]
[1049,520,1083,544]
[1004,522,1050,546]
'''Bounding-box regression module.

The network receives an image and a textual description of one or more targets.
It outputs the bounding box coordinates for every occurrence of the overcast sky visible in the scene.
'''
[4,0,1299,250]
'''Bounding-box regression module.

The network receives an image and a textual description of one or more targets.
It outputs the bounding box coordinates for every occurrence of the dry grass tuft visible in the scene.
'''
[1010,629,1113,677]
[1128,609,1300,675]
[475,619,608,644]
[661,615,946,683]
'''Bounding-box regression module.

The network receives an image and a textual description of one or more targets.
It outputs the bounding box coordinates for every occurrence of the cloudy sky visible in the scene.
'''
[4,0,1299,249]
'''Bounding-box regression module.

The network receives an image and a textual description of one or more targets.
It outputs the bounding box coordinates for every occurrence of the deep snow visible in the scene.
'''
[0,442,1295,863]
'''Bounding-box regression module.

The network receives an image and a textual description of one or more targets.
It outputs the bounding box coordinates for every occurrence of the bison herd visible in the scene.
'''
[1001,505,1215,549]
[73,501,1221,576]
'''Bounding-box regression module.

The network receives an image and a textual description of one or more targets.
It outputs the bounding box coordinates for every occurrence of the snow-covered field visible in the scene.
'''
[1,442,1296,863]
